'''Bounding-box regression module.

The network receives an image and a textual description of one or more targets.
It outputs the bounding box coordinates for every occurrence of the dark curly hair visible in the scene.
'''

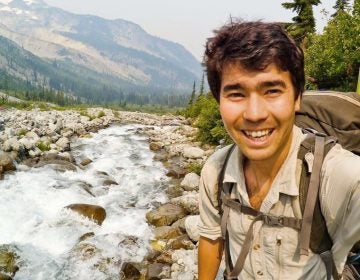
[204,20,304,102]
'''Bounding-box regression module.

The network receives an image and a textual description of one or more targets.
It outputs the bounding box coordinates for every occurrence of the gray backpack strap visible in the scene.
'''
[298,135,340,280]
[299,135,325,256]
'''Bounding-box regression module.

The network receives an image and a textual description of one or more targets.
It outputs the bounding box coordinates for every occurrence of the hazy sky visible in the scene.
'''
[44,0,338,61]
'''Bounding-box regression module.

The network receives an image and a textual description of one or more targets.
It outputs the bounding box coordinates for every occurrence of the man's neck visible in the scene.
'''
[243,133,294,210]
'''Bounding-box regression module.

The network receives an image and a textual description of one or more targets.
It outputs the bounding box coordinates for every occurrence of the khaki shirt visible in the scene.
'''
[198,126,360,279]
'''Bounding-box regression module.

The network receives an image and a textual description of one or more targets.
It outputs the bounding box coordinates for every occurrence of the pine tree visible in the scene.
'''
[282,0,321,43]
[332,0,350,17]
[188,81,196,105]
[199,73,205,96]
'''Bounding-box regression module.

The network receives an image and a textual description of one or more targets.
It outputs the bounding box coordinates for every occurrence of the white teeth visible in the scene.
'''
[244,129,271,138]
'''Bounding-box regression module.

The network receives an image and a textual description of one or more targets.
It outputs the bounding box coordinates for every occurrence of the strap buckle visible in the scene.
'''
[263,215,285,226]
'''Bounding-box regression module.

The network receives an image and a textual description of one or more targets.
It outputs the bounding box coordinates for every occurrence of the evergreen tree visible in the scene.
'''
[282,0,321,43]
[333,0,350,17]
[199,73,205,96]
[188,81,196,105]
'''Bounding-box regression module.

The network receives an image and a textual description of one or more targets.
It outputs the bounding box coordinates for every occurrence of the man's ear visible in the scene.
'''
[295,94,301,112]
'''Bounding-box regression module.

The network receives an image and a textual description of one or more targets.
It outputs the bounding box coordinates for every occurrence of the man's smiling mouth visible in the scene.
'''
[242,129,274,141]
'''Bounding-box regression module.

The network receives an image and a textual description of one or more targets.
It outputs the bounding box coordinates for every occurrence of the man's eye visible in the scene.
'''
[228,92,244,98]
[266,89,281,95]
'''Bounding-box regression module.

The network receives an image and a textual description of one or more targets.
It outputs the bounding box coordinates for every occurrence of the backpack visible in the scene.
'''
[217,91,360,280]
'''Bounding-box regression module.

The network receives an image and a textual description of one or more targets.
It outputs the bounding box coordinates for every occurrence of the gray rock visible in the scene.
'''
[146,263,171,280]
[182,146,205,159]
[146,203,187,227]
[184,215,200,242]
[180,172,200,191]
[56,137,70,151]
[171,192,199,215]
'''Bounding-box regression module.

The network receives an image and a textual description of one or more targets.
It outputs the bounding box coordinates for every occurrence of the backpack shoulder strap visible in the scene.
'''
[298,133,338,280]
[217,144,236,215]
[298,133,337,255]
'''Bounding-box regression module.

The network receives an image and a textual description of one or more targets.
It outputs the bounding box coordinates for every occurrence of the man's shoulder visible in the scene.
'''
[203,144,234,172]
[200,144,235,187]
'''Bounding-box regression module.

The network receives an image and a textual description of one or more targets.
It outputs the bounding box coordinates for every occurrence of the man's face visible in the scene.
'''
[219,62,300,163]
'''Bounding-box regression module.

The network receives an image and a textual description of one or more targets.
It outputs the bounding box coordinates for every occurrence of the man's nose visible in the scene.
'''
[243,94,268,122]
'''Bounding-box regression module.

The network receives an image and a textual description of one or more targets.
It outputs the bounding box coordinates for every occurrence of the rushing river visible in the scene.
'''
[0,124,169,279]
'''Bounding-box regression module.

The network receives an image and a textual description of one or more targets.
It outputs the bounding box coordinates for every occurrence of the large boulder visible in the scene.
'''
[180,172,200,191]
[65,204,106,225]
[182,147,205,159]
[146,203,187,227]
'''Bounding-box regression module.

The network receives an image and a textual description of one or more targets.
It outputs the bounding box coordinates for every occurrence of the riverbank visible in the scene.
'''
[0,108,214,280]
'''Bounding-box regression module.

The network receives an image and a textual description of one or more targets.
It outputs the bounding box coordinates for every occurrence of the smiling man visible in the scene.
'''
[197,21,360,280]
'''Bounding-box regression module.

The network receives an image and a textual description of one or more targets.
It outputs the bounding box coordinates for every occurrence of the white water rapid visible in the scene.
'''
[0,124,169,279]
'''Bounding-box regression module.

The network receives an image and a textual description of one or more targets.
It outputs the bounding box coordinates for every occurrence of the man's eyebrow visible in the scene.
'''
[257,80,287,89]
[222,83,245,92]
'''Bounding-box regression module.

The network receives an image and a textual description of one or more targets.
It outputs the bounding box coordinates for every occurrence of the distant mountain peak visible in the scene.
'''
[0,0,45,6]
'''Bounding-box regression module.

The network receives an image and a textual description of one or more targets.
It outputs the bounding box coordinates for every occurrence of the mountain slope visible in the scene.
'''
[0,0,201,103]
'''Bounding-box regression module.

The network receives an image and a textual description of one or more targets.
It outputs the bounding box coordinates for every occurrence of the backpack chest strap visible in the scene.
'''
[221,194,302,279]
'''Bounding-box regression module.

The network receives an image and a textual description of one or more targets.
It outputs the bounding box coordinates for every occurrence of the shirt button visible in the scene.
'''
[257,271,263,276]
[253,244,261,250]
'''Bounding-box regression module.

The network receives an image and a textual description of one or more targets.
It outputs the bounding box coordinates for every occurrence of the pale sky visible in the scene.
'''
[44,0,338,61]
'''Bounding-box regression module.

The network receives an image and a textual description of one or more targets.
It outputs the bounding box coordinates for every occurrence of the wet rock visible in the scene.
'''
[153,226,182,240]
[65,204,106,225]
[76,181,95,197]
[0,152,16,172]
[102,179,118,186]
[149,142,163,151]
[146,263,171,280]
[0,273,12,280]
[120,262,141,280]
[35,160,77,172]
[182,146,205,159]
[185,215,200,242]
[0,245,19,276]
[180,172,200,191]
[146,203,187,227]
[80,158,92,166]
[78,232,95,242]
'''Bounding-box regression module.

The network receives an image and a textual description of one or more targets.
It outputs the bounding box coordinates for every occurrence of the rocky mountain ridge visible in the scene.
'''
[0,0,201,102]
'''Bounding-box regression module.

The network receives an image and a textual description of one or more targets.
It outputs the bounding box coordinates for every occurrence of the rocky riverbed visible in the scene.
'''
[0,107,215,280]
